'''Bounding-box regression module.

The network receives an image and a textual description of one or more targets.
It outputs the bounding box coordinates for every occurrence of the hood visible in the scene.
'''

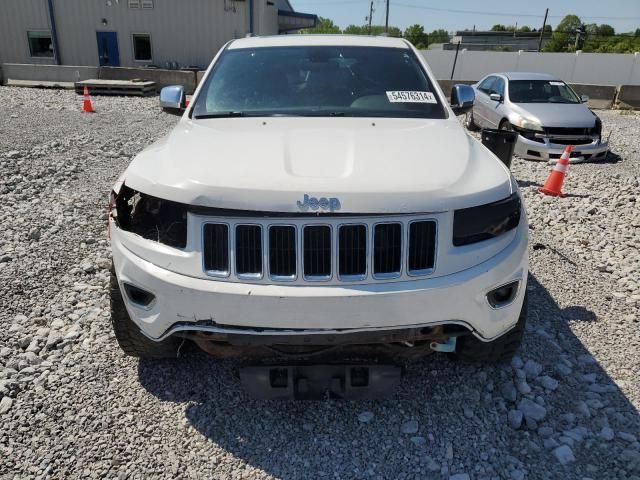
[122,117,512,214]
[510,102,596,129]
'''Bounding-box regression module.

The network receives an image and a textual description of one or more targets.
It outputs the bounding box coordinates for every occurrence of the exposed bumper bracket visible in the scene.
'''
[429,336,457,353]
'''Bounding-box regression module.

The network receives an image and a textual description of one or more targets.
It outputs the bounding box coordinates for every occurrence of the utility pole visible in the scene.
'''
[367,0,374,35]
[538,8,549,52]
[575,24,586,50]
[385,0,390,33]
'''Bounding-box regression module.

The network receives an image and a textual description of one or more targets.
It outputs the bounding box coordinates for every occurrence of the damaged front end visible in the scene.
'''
[109,184,188,249]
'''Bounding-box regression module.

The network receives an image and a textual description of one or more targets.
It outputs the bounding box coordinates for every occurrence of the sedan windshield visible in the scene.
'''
[508,80,581,104]
[192,46,447,119]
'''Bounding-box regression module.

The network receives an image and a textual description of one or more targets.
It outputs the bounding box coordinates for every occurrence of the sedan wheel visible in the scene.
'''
[465,111,480,131]
[499,120,514,132]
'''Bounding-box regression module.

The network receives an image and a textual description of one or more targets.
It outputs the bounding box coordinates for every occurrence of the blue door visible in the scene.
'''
[96,32,120,66]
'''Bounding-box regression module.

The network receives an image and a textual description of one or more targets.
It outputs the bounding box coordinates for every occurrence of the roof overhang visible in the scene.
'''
[278,9,318,33]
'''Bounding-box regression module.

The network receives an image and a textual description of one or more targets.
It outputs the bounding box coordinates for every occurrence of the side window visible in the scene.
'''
[493,77,505,97]
[133,34,152,62]
[27,31,54,58]
[478,76,495,94]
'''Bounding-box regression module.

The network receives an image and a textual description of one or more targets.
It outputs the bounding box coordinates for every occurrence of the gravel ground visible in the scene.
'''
[0,87,639,480]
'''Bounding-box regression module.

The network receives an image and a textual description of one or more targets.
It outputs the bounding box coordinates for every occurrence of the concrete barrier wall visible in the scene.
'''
[196,70,206,85]
[617,85,640,109]
[1,63,99,83]
[421,50,640,86]
[98,67,197,94]
[436,79,475,98]
[569,84,618,109]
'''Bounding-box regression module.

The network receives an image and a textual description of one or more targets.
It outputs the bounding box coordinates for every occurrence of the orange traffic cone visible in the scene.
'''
[539,145,572,197]
[82,85,95,113]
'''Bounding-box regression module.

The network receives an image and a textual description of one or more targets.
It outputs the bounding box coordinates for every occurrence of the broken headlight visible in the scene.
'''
[453,193,521,247]
[112,185,188,249]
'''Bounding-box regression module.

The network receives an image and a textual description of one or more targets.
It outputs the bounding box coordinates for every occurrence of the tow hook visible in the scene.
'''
[430,337,456,353]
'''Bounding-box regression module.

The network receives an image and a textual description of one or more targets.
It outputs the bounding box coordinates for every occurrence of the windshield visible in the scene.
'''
[192,46,447,119]
[508,80,581,104]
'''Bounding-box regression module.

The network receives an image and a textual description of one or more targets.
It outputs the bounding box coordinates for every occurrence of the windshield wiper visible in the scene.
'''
[299,112,347,117]
[194,111,247,119]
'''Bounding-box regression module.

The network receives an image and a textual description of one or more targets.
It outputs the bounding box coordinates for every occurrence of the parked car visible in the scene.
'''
[465,72,608,163]
[108,35,528,396]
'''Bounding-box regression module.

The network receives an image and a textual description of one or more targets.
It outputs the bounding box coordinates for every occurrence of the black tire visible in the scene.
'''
[110,264,181,359]
[454,294,527,364]
[499,119,514,132]
[465,111,480,131]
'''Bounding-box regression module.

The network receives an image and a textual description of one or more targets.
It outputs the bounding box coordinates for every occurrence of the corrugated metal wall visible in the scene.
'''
[0,0,53,65]
[0,0,281,68]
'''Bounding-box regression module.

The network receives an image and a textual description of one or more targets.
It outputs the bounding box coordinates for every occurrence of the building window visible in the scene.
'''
[141,0,154,8]
[128,0,140,7]
[133,34,152,61]
[27,31,54,58]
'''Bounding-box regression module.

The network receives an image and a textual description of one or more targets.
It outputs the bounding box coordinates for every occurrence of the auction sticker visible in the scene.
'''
[549,81,564,86]
[386,91,437,103]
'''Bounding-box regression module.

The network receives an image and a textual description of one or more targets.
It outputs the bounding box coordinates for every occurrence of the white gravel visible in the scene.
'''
[1,87,639,479]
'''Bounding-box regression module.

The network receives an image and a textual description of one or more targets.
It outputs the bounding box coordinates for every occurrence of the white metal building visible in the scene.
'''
[0,0,317,69]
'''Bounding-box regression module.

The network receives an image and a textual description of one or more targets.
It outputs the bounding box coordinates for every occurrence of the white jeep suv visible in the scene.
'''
[108,35,528,370]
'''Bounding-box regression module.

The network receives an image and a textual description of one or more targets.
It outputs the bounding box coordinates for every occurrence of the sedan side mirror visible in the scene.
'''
[450,84,475,115]
[489,92,503,102]
[580,94,589,103]
[160,85,186,113]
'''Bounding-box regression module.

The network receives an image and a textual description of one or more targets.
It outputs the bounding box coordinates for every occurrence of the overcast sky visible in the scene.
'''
[289,0,640,33]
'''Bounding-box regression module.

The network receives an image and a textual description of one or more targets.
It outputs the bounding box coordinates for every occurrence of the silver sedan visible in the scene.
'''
[465,72,608,163]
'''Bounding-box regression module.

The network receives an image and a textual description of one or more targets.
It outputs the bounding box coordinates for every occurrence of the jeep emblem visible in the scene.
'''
[297,194,341,212]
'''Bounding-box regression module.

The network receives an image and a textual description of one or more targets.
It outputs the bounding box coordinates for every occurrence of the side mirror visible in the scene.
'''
[160,85,186,113]
[489,92,503,102]
[450,84,475,115]
[580,94,589,103]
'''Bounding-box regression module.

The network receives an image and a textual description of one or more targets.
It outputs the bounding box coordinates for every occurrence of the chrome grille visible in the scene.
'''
[408,221,436,274]
[202,218,436,284]
[303,225,332,280]
[269,226,296,280]
[373,223,402,278]
[235,225,262,278]
[338,225,367,280]
[203,223,229,276]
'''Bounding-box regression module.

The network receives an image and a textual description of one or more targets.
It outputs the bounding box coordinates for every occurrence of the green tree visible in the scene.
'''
[596,24,615,36]
[343,24,365,35]
[428,29,449,44]
[519,25,531,33]
[543,14,582,52]
[301,16,340,34]
[491,24,507,31]
[404,24,428,47]
[343,24,402,36]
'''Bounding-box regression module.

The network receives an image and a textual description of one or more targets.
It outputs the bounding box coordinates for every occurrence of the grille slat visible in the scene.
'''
[203,224,229,275]
[408,221,436,273]
[339,225,367,278]
[235,225,262,277]
[373,223,402,277]
[303,225,331,279]
[269,226,296,279]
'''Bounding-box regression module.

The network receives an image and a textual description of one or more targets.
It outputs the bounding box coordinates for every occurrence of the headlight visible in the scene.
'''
[113,184,188,248]
[513,115,543,132]
[453,193,521,246]
[592,116,602,140]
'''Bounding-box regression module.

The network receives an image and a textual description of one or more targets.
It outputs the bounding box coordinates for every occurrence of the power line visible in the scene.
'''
[389,2,640,21]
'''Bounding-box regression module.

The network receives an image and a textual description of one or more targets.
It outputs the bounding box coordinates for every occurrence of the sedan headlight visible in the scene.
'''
[512,114,543,132]
[453,193,521,246]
